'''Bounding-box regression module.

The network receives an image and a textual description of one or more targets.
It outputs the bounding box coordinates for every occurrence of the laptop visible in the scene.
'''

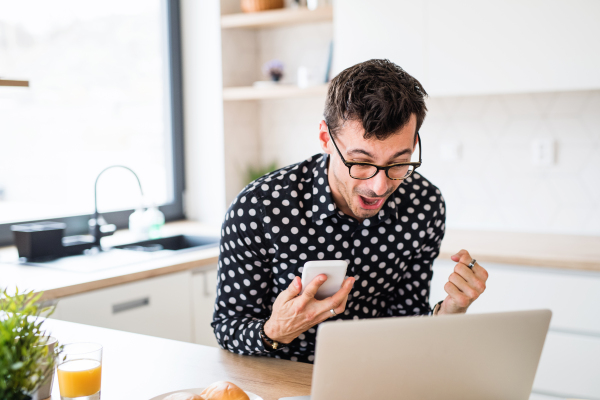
[281,309,551,400]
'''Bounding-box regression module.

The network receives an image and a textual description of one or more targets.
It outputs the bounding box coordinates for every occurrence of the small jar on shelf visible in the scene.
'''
[241,0,284,13]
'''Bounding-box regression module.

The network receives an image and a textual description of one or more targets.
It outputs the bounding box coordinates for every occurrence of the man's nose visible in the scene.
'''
[370,170,391,196]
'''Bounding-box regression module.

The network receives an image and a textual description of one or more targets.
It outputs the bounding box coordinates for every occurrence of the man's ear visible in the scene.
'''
[319,120,332,154]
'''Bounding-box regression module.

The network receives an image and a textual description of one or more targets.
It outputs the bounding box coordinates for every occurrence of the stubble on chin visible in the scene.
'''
[338,183,383,220]
[350,200,381,220]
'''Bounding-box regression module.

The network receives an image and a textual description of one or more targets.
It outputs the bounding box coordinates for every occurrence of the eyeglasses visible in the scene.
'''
[327,125,422,180]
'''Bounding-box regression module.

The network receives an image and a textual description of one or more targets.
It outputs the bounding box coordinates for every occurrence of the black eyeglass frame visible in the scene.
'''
[327,125,423,181]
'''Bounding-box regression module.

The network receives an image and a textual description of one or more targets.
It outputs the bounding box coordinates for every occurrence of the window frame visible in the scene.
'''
[0,0,186,247]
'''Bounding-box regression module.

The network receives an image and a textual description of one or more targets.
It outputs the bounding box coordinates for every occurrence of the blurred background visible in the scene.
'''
[2,0,598,236]
[1,1,599,399]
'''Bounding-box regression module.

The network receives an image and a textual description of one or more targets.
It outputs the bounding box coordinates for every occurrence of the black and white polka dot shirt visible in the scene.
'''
[212,153,446,363]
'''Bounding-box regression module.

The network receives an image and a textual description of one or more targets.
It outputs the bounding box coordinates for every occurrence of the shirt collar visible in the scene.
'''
[310,154,338,223]
[310,153,400,225]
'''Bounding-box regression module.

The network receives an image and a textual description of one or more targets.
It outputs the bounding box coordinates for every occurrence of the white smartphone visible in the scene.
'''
[300,260,348,300]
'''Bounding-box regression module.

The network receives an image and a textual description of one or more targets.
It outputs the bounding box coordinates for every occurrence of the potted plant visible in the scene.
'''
[0,289,60,400]
[245,161,279,185]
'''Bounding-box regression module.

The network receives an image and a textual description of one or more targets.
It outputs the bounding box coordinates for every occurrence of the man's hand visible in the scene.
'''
[264,275,355,344]
[439,249,488,315]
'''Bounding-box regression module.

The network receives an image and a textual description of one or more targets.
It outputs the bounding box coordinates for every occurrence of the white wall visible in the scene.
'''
[259,96,325,167]
[421,90,600,235]
[258,89,600,235]
[180,0,227,225]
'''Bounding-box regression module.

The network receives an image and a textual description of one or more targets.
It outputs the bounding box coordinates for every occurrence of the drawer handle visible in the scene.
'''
[112,297,150,314]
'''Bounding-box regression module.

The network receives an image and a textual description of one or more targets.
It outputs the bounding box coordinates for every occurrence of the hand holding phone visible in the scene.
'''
[300,260,348,300]
[263,260,354,345]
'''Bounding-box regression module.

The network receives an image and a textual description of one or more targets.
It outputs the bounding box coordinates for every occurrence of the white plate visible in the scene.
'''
[149,387,263,400]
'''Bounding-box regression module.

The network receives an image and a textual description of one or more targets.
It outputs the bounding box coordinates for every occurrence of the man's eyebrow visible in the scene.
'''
[346,148,412,160]
[346,148,375,158]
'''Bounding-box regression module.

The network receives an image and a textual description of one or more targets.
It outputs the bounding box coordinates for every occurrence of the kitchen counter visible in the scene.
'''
[439,230,600,272]
[0,221,220,300]
[44,318,312,400]
[1,221,599,302]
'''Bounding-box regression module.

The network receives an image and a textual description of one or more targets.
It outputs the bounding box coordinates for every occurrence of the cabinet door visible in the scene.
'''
[427,0,600,95]
[191,265,219,347]
[533,331,600,399]
[53,271,193,342]
[333,0,426,79]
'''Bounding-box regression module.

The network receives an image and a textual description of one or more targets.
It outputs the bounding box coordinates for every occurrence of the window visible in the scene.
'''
[0,0,184,245]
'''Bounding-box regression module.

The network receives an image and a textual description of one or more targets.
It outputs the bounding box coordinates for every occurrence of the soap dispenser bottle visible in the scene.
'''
[144,204,165,239]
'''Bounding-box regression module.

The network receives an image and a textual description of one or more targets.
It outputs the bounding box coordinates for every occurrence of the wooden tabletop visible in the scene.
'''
[45,318,313,400]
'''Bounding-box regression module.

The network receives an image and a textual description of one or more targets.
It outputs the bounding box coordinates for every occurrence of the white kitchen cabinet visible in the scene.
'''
[191,265,219,347]
[334,0,600,96]
[52,271,194,342]
[430,259,600,399]
[427,0,600,96]
[533,331,600,399]
[333,0,426,81]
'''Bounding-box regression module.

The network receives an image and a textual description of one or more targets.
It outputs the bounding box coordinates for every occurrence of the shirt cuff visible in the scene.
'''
[431,300,443,316]
[255,318,287,353]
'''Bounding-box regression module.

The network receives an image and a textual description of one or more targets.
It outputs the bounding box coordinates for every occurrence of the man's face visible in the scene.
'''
[319,115,418,221]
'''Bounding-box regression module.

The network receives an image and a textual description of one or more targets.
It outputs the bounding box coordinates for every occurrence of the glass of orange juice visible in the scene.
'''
[57,342,103,400]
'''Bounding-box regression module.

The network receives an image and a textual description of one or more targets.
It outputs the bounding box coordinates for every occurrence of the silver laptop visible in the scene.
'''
[281,310,551,400]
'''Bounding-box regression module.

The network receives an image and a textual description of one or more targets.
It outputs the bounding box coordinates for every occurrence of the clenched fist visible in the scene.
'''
[439,249,488,315]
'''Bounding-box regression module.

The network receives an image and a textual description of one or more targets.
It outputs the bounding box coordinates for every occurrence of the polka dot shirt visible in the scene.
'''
[212,153,446,363]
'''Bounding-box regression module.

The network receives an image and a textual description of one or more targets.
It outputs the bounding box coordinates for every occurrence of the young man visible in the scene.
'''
[212,59,488,363]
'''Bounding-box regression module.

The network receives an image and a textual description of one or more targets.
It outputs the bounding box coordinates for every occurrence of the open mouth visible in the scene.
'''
[358,195,384,210]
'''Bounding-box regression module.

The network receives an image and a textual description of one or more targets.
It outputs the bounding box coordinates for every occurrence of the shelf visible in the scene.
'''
[0,79,29,87]
[221,6,333,29]
[223,84,328,101]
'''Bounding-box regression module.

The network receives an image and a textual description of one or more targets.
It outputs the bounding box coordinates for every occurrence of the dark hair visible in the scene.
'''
[324,59,428,140]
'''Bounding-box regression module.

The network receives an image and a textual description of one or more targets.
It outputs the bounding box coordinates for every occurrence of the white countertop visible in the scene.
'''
[0,221,220,300]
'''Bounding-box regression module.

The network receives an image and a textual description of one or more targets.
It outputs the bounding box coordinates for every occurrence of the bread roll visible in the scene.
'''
[163,392,205,400]
[200,381,250,400]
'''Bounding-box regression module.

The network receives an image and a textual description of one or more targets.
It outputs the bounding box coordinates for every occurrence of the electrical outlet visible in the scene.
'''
[440,141,461,162]
[531,138,555,166]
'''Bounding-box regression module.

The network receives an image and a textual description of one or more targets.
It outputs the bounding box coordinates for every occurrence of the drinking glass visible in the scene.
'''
[57,343,103,400]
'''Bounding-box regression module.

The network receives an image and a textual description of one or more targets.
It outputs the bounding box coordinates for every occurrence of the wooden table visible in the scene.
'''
[44,319,312,400]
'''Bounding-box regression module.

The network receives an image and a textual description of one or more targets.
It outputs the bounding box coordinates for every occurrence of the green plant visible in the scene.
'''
[0,289,58,400]
[245,161,278,185]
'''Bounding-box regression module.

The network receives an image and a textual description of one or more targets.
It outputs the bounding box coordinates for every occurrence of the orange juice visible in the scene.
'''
[57,359,102,398]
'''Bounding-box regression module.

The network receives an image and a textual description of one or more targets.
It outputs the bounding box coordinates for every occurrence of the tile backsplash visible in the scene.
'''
[422,90,600,236]
[259,90,600,236]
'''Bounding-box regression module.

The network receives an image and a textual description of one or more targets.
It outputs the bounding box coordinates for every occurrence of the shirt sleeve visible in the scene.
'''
[391,192,446,317]
[211,191,278,355]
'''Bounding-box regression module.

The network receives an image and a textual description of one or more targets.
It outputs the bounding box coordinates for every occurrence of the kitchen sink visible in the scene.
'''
[14,234,220,273]
[112,234,220,252]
